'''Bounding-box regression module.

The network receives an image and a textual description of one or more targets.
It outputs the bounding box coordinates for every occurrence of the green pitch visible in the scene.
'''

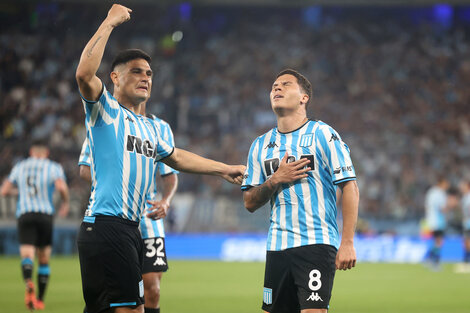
[0,256,469,313]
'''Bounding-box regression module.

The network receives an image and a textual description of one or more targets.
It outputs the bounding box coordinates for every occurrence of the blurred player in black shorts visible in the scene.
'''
[1,141,69,310]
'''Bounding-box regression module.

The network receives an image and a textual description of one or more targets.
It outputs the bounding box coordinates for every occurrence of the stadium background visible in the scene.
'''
[1,1,470,312]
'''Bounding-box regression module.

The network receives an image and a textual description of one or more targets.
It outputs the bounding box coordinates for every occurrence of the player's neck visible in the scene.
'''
[114,94,144,115]
[276,115,308,133]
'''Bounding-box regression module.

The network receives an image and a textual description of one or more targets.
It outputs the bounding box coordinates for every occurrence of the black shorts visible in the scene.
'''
[142,237,169,274]
[77,216,144,313]
[17,213,53,247]
[432,230,445,238]
[262,244,337,312]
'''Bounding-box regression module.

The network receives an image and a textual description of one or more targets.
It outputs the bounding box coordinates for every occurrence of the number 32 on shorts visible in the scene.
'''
[144,238,165,257]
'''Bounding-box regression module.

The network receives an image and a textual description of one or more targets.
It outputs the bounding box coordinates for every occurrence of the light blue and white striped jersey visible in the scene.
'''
[462,193,470,230]
[242,120,356,251]
[8,157,66,217]
[81,84,174,223]
[425,186,447,231]
[78,137,91,167]
[140,115,179,239]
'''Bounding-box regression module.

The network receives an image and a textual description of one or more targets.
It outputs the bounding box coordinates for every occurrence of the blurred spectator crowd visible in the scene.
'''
[1,3,470,230]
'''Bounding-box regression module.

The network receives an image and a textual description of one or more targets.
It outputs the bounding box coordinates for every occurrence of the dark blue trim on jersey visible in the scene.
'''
[110,302,137,307]
[277,119,309,134]
[78,161,90,166]
[83,216,96,223]
[78,82,104,103]
[160,172,178,177]
[241,184,256,191]
[156,147,175,163]
[333,177,356,185]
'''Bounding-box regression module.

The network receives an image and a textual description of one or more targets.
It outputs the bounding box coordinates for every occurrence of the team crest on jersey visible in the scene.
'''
[263,287,272,305]
[300,134,313,147]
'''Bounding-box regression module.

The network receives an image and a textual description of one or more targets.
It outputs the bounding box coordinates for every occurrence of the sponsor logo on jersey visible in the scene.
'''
[126,116,135,123]
[334,165,353,174]
[126,135,160,160]
[306,292,323,302]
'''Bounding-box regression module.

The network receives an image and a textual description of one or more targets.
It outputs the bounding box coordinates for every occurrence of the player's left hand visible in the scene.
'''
[223,165,246,185]
[335,242,356,270]
[146,199,170,220]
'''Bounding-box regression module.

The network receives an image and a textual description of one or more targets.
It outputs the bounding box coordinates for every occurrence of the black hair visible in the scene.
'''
[111,49,152,72]
[276,69,313,108]
[31,138,48,148]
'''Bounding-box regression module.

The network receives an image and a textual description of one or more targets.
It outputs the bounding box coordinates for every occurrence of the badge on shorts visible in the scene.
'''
[139,280,144,297]
[263,287,272,305]
[300,134,313,147]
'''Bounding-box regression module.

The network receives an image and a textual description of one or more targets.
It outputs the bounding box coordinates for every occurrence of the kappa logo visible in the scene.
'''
[153,257,167,266]
[265,141,278,149]
[126,116,135,123]
[329,134,339,142]
[306,292,323,302]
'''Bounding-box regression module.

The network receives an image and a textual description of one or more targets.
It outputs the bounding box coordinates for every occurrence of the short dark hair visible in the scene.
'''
[111,49,152,72]
[31,138,48,149]
[276,69,313,108]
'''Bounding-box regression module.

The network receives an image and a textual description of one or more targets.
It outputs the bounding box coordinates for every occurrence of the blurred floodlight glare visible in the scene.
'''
[433,3,453,27]
[172,31,183,42]
[179,2,192,21]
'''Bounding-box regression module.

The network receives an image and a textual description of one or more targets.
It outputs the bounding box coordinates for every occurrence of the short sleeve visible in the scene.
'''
[78,138,91,167]
[81,84,120,128]
[156,121,178,175]
[8,163,20,185]
[51,163,66,182]
[317,125,356,185]
[241,137,265,191]
[153,122,175,162]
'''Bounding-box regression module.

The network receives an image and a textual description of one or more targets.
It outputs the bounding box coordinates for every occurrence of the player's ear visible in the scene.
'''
[110,71,119,87]
[300,93,309,105]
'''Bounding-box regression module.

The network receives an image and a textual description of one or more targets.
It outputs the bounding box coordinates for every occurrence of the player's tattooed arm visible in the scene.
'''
[244,154,311,212]
[243,179,277,213]
[76,4,132,101]
[86,36,102,58]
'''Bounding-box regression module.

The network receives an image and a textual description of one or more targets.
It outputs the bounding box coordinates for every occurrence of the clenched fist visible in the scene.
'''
[106,4,132,28]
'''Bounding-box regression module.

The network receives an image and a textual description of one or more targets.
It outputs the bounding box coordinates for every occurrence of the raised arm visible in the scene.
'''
[243,154,310,212]
[335,180,359,270]
[75,4,132,101]
[162,148,245,185]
